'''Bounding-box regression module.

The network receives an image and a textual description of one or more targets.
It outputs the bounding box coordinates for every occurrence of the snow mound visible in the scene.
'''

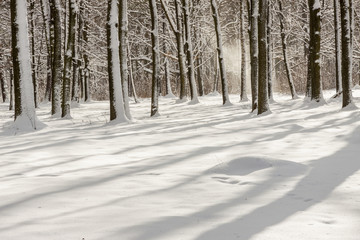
[208,157,307,176]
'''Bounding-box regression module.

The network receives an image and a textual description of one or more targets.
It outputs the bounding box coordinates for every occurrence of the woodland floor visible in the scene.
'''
[1,90,360,240]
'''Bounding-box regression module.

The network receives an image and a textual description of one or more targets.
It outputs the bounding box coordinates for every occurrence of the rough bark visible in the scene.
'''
[278,0,297,99]
[119,0,132,119]
[257,0,269,114]
[107,0,127,122]
[149,0,160,116]
[211,0,230,105]
[340,0,353,108]
[334,0,342,94]
[61,0,77,118]
[182,0,199,103]
[250,0,258,111]
[240,0,248,101]
[308,0,322,102]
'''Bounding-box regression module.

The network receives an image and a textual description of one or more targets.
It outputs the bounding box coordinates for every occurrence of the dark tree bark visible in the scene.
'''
[267,3,273,101]
[308,0,322,102]
[278,0,297,99]
[240,0,248,101]
[182,0,199,103]
[0,70,6,102]
[334,0,342,95]
[149,0,160,116]
[340,0,353,108]
[30,0,38,108]
[257,0,270,115]
[250,0,258,111]
[50,0,63,116]
[211,0,230,105]
[41,0,52,102]
[61,0,77,118]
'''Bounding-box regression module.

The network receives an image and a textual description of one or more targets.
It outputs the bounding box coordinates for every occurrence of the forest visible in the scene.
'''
[0,0,358,128]
[0,0,360,240]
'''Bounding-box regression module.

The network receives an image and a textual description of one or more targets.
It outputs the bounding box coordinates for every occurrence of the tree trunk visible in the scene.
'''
[182,0,199,103]
[250,0,258,111]
[308,0,322,102]
[30,0,38,108]
[50,0,63,116]
[0,70,7,102]
[211,0,230,105]
[41,0,52,102]
[340,0,353,108]
[11,0,38,129]
[61,0,77,118]
[240,0,248,102]
[9,70,14,111]
[257,0,269,115]
[278,0,297,99]
[267,3,273,101]
[149,0,160,116]
[119,0,132,119]
[107,0,128,122]
[334,0,342,95]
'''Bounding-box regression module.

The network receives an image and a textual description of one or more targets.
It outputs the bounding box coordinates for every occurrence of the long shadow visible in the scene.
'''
[194,126,360,240]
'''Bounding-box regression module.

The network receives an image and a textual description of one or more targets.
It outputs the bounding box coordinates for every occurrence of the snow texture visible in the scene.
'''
[1,90,360,239]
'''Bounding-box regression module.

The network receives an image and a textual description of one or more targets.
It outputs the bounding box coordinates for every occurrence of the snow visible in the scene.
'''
[1,90,360,240]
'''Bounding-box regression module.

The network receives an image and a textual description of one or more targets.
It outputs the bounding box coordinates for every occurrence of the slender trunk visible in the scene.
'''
[30,0,38,108]
[240,0,248,101]
[278,0,297,99]
[107,0,128,122]
[182,0,199,103]
[175,0,187,100]
[50,0,63,116]
[128,45,139,103]
[0,71,6,102]
[308,0,322,102]
[250,0,259,111]
[61,0,77,118]
[149,0,160,116]
[340,0,353,107]
[82,6,90,102]
[267,3,273,101]
[334,0,342,94]
[257,0,269,114]
[119,0,132,119]
[41,0,52,102]
[9,70,14,111]
[211,0,230,105]
[71,10,79,102]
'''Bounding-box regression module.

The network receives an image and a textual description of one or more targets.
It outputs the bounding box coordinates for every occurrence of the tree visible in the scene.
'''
[50,0,63,116]
[62,0,77,118]
[333,0,342,96]
[211,0,230,105]
[149,0,160,116]
[160,0,188,101]
[240,0,248,102]
[340,0,353,108]
[249,0,259,111]
[182,0,199,104]
[308,0,322,102]
[257,0,270,114]
[119,0,132,119]
[278,0,297,99]
[11,0,39,130]
[107,0,128,122]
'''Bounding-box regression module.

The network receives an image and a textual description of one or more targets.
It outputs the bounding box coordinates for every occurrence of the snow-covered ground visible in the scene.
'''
[1,91,360,240]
